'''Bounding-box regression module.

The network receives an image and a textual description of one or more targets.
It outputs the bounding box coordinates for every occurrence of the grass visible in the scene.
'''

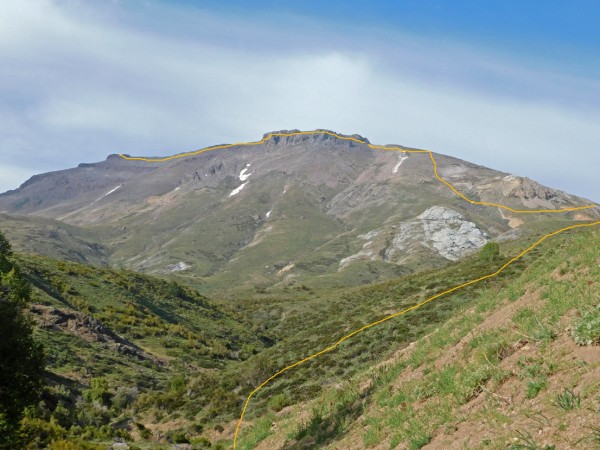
[555,388,580,411]
[235,226,600,449]
[571,305,600,345]
[6,222,598,448]
[508,430,556,450]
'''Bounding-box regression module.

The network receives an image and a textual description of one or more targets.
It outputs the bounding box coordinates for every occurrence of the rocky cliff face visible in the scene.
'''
[0,130,597,290]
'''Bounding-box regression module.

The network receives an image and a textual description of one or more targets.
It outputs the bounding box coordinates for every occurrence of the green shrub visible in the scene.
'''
[555,388,580,410]
[83,378,110,405]
[267,393,290,412]
[168,430,190,443]
[571,306,600,345]
[478,242,500,262]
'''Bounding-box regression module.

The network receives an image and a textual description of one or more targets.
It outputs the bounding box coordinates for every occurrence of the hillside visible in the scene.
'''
[233,225,600,450]
[12,252,275,447]
[0,130,597,449]
[4,221,595,448]
[1,130,597,293]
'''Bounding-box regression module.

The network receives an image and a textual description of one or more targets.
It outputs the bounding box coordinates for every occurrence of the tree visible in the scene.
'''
[0,230,45,449]
[478,242,500,262]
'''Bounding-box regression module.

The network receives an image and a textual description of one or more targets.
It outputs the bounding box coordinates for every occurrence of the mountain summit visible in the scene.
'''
[0,130,597,290]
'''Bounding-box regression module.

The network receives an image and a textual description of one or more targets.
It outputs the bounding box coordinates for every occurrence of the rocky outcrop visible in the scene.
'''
[30,304,160,363]
[416,206,488,260]
[340,206,488,269]
[508,177,558,201]
[263,129,370,146]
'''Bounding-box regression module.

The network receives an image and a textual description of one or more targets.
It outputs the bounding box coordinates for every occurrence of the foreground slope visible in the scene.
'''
[7,221,598,448]
[234,225,600,450]
[1,130,597,292]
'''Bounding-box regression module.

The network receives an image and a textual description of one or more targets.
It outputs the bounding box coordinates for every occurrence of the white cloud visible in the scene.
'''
[0,0,598,201]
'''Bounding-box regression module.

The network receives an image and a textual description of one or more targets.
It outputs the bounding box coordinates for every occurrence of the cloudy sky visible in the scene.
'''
[1,0,599,200]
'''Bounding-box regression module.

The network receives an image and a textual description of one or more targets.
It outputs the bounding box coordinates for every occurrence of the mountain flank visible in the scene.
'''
[0,130,597,293]
[0,130,598,448]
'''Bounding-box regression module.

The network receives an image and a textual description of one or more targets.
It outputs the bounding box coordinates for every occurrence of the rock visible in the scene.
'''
[416,206,487,260]
[29,304,161,364]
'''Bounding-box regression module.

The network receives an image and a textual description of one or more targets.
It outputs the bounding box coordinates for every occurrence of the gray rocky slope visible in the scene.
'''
[0,130,597,290]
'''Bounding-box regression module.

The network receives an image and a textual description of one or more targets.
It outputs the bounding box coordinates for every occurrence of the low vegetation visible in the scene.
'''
[235,226,600,450]
[1,224,597,448]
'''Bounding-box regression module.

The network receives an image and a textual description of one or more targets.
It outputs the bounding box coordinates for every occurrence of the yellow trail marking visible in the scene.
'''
[233,220,600,448]
[119,130,595,214]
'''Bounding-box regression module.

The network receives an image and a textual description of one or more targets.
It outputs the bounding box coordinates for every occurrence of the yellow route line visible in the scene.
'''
[119,131,595,214]
[233,220,600,448]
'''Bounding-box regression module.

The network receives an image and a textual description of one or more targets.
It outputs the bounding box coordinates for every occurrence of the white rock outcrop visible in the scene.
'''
[415,206,487,260]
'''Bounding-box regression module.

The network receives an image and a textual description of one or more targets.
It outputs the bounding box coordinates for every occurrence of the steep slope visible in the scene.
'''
[0,212,108,266]
[1,130,597,292]
[233,225,600,450]
[15,251,275,446]
[20,253,272,368]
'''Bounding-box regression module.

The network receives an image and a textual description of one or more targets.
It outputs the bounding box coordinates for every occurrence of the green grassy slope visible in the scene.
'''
[13,222,598,448]
[15,253,275,447]
[235,225,600,450]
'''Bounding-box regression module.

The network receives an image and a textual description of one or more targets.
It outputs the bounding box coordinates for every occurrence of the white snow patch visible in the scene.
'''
[165,262,191,272]
[265,210,272,218]
[229,182,248,197]
[392,154,408,173]
[239,164,252,181]
[90,185,121,205]
[174,186,181,191]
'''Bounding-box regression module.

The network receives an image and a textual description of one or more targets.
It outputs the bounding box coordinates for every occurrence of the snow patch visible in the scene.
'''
[174,186,180,191]
[165,262,191,272]
[239,164,252,181]
[266,210,272,218]
[90,185,121,205]
[392,154,408,173]
[229,182,248,197]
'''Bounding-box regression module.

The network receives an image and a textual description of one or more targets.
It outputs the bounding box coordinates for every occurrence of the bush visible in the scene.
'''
[268,393,290,412]
[168,430,190,443]
[83,378,110,405]
[478,242,500,262]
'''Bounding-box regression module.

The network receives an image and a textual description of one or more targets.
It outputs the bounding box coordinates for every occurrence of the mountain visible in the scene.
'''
[1,130,597,293]
[1,130,598,449]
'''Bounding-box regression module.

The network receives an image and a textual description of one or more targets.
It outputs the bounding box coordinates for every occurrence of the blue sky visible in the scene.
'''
[0,0,599,200]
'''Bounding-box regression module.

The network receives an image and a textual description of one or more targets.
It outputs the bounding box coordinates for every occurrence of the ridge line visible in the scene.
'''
[118,130,595,214]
